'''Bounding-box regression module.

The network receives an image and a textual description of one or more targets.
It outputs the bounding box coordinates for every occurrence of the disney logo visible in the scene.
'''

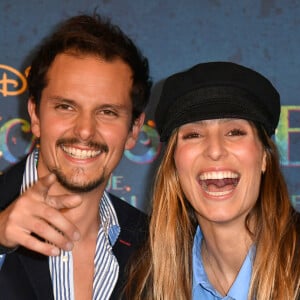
[0,64,28,97]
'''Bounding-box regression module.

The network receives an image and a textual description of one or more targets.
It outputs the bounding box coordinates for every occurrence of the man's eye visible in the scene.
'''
[227,129,246,136]
[100,110,118,116]
[56,104,73,110]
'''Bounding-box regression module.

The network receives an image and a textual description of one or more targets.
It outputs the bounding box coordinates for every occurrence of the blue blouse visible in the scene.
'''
[192,226,254,300]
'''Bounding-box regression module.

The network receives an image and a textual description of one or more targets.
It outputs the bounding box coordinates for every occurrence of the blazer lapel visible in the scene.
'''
[18,248,54,300]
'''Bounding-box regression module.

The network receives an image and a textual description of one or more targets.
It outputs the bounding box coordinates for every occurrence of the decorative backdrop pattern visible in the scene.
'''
[1,0,300,212]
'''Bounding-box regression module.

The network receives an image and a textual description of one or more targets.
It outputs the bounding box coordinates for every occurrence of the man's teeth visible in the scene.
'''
[62,146,101,159]
[199,171,239,180]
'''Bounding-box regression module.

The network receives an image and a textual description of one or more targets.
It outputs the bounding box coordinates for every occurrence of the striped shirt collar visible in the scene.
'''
[21,149,121,299]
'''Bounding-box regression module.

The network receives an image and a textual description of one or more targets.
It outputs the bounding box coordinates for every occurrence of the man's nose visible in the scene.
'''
[73,113,96,141]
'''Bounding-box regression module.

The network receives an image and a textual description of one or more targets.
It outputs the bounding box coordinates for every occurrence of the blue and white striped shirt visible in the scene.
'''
[2,149,121,299]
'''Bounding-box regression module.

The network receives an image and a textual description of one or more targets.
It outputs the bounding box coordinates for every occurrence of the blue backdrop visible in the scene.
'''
[1,0,300,212]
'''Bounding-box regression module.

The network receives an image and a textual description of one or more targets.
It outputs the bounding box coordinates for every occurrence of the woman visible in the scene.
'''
[125,62,300,299]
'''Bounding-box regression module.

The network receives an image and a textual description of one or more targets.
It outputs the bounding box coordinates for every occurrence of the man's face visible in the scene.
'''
[28,53,143,194]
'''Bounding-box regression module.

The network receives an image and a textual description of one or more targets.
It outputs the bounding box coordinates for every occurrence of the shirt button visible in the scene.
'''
[62,256,68,262]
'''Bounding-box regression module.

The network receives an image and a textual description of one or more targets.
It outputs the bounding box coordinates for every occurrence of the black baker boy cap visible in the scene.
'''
[155,61,280,142]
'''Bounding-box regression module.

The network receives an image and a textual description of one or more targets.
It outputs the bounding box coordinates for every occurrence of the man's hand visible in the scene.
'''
[0,173,81,256]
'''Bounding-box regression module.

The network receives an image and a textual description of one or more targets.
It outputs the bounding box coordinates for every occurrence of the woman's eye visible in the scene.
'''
[227,129,246,136]
[182,132,201,139]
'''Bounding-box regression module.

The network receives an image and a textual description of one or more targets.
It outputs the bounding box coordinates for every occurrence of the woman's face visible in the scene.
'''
[174,118,266,225]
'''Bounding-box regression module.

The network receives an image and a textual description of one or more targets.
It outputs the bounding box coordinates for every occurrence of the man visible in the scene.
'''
[0,13,152,299]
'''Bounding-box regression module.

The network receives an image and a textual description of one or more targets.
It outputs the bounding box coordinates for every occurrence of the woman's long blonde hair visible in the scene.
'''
[124,124,300,300]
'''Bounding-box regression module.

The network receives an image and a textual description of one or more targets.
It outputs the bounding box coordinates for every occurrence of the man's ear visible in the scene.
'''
[28,98,41,138]
[125,113,145,150]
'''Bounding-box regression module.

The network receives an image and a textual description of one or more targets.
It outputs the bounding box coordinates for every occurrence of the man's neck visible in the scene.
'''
[49,182,105,239]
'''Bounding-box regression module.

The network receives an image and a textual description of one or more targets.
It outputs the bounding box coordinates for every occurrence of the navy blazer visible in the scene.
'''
[0,158,149,300]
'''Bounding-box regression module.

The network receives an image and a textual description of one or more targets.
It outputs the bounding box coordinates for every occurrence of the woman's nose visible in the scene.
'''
[204,135,227,161]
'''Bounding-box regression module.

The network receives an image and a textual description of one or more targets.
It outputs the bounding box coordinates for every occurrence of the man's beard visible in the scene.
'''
[52,138,108,193]
[51,166,106,193]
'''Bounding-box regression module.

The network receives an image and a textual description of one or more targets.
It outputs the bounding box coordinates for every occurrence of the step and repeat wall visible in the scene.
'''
[1,0,300,212]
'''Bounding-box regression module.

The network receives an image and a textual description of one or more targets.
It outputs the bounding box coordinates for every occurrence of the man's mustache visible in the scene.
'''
[56,138,109,153]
